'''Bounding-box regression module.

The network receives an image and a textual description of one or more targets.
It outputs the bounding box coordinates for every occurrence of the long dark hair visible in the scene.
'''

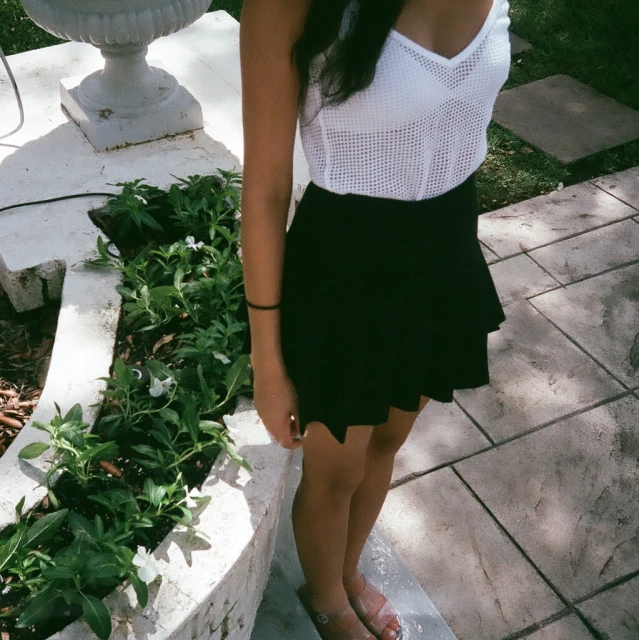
[292,0,406,116]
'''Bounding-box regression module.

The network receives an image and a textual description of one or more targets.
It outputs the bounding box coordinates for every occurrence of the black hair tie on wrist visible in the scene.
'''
[245,299,281,310]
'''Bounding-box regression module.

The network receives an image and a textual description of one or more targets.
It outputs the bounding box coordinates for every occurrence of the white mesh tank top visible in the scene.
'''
[298,0,512,201]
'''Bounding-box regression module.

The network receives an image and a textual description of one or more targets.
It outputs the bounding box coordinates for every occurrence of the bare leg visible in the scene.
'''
[343,397,430,579]
[293,421,374,615]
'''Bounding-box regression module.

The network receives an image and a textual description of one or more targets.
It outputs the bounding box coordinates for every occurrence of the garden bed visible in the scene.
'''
[0,171,287,640]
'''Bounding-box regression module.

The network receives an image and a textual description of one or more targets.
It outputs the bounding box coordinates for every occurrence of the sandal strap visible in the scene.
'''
[361,592,388,626]
[298,587,374,640]
[315,609,359,634]
[347,575,401,638]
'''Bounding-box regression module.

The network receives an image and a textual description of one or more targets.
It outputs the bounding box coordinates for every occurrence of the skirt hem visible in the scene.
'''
[240,173,506,445]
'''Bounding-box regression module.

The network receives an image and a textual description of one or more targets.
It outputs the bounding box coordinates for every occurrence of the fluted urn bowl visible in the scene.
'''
[21,0,210,149]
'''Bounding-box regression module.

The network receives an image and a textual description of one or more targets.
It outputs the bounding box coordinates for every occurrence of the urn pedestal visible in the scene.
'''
[21,0,210,150]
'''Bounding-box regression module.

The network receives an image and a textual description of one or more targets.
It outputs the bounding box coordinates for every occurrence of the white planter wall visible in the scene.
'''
[50,399,291,640]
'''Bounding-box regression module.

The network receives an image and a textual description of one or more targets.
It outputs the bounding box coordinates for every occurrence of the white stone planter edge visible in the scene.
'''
[48,397,292,640]
[0,262,123,529]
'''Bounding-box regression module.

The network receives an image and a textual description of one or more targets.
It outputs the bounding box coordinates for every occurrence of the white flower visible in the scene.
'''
[213,351,231,365]
[556,182,564,191]
[132,546,160,584]
[149,376,175,397]
[185,236,204,251]
[184,486,202,509]
[134,194,148,205]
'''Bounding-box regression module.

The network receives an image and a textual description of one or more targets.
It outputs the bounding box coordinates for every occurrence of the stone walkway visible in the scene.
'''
[379,166,639,640]
[253,166,639,640]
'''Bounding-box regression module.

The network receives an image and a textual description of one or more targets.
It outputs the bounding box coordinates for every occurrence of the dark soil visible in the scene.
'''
[0,287,59,458]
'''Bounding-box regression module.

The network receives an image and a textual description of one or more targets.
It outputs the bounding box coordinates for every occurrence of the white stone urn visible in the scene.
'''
[21,0,210,150]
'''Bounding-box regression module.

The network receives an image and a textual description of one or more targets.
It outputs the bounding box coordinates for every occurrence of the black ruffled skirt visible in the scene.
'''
[239,172,505,444]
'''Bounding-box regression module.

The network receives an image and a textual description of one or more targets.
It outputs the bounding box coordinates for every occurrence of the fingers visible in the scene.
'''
[274,433,303,450]
[282,438,304,450]
[289,413,304,448]
[269,414,304,450]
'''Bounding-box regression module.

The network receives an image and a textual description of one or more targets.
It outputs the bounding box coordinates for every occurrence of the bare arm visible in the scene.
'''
[239,0,310,447]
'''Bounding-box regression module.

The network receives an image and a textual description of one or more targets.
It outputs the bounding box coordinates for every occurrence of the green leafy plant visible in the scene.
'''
[99,179,165,234]
[0,497,150,640]
[18,403,119,490]
[1,172,253,640]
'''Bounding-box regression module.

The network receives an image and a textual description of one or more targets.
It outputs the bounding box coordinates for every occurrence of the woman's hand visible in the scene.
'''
[252,358,303,450]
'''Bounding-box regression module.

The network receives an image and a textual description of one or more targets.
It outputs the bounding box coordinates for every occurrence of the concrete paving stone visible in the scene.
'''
[391,400,490,484]
[591,166,639,211]
[477,181,636,258]
[456,396,639,601]
[577,576,639,640]
[489,253,559,305]
[492,75,639,164]
[528,219,639,284]
[520,615,593,640]
[455,300,623,441]
[378,468,563,640]
[509,32,532,56]
[531,263,639,387]
[480,241,500,264]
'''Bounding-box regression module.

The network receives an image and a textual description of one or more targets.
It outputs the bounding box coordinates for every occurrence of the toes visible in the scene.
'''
[383,615,399,631]
[382,618,401,640]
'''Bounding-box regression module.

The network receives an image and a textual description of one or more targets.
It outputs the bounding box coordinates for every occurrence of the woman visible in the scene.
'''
[238,0,510,637]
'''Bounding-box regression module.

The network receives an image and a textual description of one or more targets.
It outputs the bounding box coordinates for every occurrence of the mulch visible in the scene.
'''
[0,287,59,457]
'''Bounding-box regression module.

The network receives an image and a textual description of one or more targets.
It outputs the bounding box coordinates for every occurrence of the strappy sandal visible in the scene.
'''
[297,585,375,640]
[344,573,402,640]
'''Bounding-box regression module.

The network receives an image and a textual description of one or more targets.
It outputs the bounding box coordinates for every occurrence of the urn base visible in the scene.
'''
[60,62,204,151]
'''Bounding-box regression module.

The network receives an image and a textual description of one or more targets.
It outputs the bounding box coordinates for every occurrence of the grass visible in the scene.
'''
[1,0,638,211]
[506,0,639,110]
[474,0,639,211]
[209,0,242,20]
[0,0,62,55]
